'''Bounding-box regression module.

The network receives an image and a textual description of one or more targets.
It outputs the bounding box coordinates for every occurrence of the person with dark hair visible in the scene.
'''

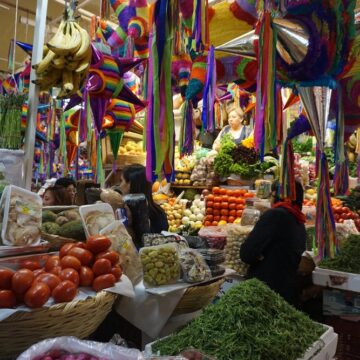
[240,180,306,306]
[42,186,73,206]
[55,177,77,204]
[119,164,168,234]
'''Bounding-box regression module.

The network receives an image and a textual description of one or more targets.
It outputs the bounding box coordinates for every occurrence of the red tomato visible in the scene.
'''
[221,202,228,209]
[75,242,88,250]
[229,210,236,217]
[0,290,16,308]
[236,204,244,210]
[24,282,51,308]
[228,216,235,223]
[213,216,221,222]
[79,266,94,287]
[236,210,243,218]
[59,243,76,259]
[96,251,119,266]
[214,196,222,203]
[207,194,214,202]
[86,235,112,254]
[111,265,122,281]
[35,273,61,291]
[211,221,218,226]
[229,203,236,210]
[213,209,220,216]
[60,268,79,287]
[226,190,235,197]
[92,274,116,292]
[212,187,220,195]
[52,280,77,303]
[207,201,214,208]
[68,247,94,266]
[204,221,212,227]
[236,198,246,205]
[0,268,14,290]
[50,266,62,277]
[220,216,228,222]
[45,255,60,271]
[206,208,213,215]
[21,260,42,271]
[233,190,241,197]
[219,188,227,195]
[334,214,340,222]
[60,256,81,271]
[221,195,229,202]
[220,209,229,216]
[338,218,344,223]
[92,259,112,276]
[205,215,214,222]
[33,269,46,278]
[12,269,34,294]
[228,197,237,204]
[245,192,255,198]
[213,202,221,209]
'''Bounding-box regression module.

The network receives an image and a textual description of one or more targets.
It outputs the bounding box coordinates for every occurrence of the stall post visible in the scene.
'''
[24,0,48,189]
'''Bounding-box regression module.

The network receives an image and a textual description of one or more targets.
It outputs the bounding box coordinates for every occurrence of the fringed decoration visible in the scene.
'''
[280,139,296,200]
[59,111,67,176]
[254,11,277,159]
[179,100,195,156]
[201,45,216,133]
[334,86,349,195]
[146,0,175,181]
[107,129,124,172]
[96,140,105,186]
[315,152,338,259]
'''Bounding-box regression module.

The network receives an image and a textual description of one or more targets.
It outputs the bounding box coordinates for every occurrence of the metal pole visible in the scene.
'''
[24,0,48,189]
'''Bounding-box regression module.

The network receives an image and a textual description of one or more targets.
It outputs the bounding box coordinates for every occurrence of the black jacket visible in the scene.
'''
[240,207,306,306]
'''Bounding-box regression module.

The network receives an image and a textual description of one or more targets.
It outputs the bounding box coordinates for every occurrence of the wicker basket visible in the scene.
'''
[0,291,116,358]
[41,232,77,250]
[172,279,224,316]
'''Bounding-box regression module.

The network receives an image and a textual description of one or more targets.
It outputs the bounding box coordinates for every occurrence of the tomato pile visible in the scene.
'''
[333,206,360,230]
[0,235,122,309]
[204,187,255,226]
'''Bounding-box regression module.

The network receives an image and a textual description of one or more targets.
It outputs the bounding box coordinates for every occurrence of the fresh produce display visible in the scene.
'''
[119,140,144,156]
[343,186,360,212]
[152,279,324,360]
[179,249,210,283]
[142,233,188,250]
[0,235,122,308]
[182,196,205,230]
[161,200,186,232]
[225,225,252,275]
[190,158,208,186]
[332,206,360,231]
[42,209,86,240]
[204,187,254,226]
[320,234,360,273]
[174,171,192,186]
[0,185,42,246]
[0,94,27,149]
[140,244,180,287]
[33,11,91,97]
[175,155,196,173]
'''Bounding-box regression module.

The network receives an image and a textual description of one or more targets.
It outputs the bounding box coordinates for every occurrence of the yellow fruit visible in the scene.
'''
[234,218,241,224]
[152,181,160,193]
[218,220,227,226]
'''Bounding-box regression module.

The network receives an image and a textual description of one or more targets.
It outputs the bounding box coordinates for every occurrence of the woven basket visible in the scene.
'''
[172,279,224,316]
[0,291,116,358]
[41,232,77,250]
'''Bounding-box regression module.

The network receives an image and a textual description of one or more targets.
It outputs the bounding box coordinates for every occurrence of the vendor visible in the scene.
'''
[55,177,77,204]
[240,180,306,307]
[212,107,252,151]
[42,186,73,206]
[119,164,168,242]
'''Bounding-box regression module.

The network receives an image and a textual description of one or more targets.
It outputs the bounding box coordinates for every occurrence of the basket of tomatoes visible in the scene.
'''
[0,235,121,358]
[204,187,255,227]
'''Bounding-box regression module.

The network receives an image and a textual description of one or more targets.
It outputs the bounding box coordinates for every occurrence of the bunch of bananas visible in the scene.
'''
[33,19,91,98]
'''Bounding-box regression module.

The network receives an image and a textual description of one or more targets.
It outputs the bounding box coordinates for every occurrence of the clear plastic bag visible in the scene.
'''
[1,185,42,246]
[255,180,272,199]
[17,336,143,360]
[240,208,260,226]
[198,226,227,250]
[140,244,181,288]
[179,248,211,283]
[197,248,225,265]
[100,221,142,285]
[142,233,188,250]
[0,149,25,188]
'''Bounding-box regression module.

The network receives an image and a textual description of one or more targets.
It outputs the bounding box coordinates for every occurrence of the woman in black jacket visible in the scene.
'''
[240,180,306,307]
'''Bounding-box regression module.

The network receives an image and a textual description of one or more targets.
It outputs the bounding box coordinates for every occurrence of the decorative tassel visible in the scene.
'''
[59,111,67,176]
[280,139,296,200]
[107,129,124,172]
[96,140,105,186]
[179,100,195,156]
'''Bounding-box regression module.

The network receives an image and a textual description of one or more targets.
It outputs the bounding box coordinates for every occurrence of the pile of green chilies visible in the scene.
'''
[152,279,324,360]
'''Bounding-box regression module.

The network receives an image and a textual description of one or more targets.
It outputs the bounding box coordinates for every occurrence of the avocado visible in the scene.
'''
[42,222,61,235]
[42,210,57,223]
[58,220,86,240]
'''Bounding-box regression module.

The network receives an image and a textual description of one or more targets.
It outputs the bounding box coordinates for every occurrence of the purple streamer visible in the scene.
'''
[287,113,311,140]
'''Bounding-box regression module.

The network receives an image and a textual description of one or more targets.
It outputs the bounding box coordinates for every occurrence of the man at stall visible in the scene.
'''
[55,177,77,204]
[240,180,306,307]
[212,106,252,151]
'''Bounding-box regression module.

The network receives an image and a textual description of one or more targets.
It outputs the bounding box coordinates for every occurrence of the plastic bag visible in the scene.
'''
[142,233,188,250]
[198,226,227,250]
[183,236,208,249]
[225,225,253,275]
[197,248,225,265]
[240,208,260,226]
[100,221,142,285]
[17,336,143,360]
[0,149,25,188]
[124,194,151,249]
[140,244,181,288]
[179,248,211,283]
[1,185,42,246]
[255,180,272,199]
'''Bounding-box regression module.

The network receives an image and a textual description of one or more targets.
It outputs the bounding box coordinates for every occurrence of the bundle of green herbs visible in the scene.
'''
[152,279,324,360]
[0,93,27,149]
[320,234,360,273]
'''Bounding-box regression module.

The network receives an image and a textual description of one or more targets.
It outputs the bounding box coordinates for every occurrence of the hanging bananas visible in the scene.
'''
[33,19,92,97]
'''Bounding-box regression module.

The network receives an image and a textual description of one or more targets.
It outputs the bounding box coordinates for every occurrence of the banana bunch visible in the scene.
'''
[33,19,91,98]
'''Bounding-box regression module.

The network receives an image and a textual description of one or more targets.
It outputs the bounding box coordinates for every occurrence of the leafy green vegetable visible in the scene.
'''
[349,161,358,178]
[152,279,324,360]
[292,137,313,154]
[320,235,360,273]
[343,186,360,211]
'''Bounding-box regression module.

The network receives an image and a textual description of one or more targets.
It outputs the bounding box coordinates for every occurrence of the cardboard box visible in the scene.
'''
[323,289,360,316]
